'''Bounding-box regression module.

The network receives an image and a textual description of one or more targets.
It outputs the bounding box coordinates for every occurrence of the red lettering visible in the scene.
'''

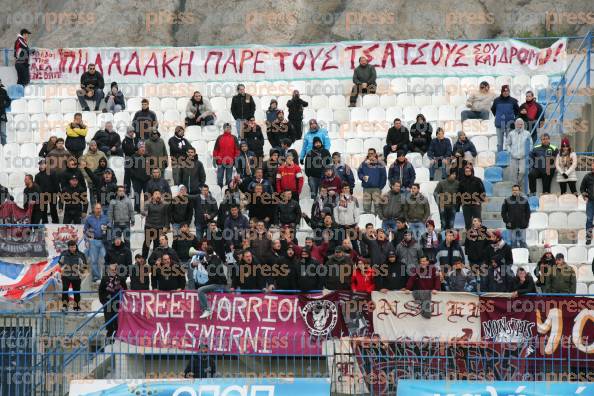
[553,43,564,62]
[75,50,87,75]
[411,43,428,65]
[205,51,223,74]
[381,43,396,69]
[344,45,363,69]
[431,42,443,65]
[498,47,510,64]
[124,51,141,75]
[274,51,291,72]
[162,51,178,77]
[253,50,268,74]
[223,50,237,74]
[442,43,458,67]
[397,43,416,65]
[308,48,324,72]
[143,51,159,77]
[453,44,468,67]
[517,48,529,64]
[59,49,76,73]
[293,51,306,70]
[321,46,338,71]
[510,46,519,62]
[93,53,103,75]
[239,49,254,73]
[108,52,122,75]
[539,48,552,65]
[178,50,194,77]
[362,43,380,67]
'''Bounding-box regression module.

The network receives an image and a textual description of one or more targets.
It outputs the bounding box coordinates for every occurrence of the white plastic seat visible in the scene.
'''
[147,97,161,112]
[316,108,334,123]
[443,77,460,95]
[176,97,188,112]
[333,109,350,124]
[363,138,382,153]
[350,108,368,122]
[332,139,346,154]
[568,212,586,229]
[557,194,578,211]
[548,212,568,229]
[476,152,495,167]
[415,168,430,182]
[379,95,396,108]
[432,96,449,106]
[9,99,27,113]
[362,95,380,108]
[419,105,438,122]
[460,77,478,94]
[550,245,567,259]
[127,98,142,112]
[473,167,484,180]
[210,97,227,112]
[438,105,456,121]
[531,75,549,91]
[512,248,529,264]
[43,99,61,115]
[329,95,347,110]
[539,194,558,212]
[403,106,419,121]
[471,136,489,152]
[97,113,114,128]
[405,152,423,168]
[346,138,364,154]
[539,229,558,245]
[576,282,588,294]
[578,266,594,283]
[27,99,43,114]
[391,78,408,93]
[160,98,177,111]
[396,94,414,106]
[414,95,431,106]
[358,213,377,229]
[385,107,402,121]
[567,246,587,264]
[528,213,548,230]
[368,107,385,121]
[312,95,329,110]
[61,99,78,113]
[82,112,97,128]
[420,181,438,195]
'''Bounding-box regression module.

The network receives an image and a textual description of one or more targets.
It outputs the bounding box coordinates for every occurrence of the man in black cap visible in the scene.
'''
[14,29,31,86]
[375,250,408,292]
[543,253,576,294]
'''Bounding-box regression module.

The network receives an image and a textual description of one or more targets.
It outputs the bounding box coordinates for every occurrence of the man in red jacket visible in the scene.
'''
[404,256,440,292]
[275,152,303,200]
[213,123,239,188]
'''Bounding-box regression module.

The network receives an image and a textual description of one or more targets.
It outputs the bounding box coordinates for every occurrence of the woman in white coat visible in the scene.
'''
[555,137,578,194]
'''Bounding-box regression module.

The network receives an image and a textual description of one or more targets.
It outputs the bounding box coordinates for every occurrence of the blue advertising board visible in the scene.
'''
[397,380,594,396]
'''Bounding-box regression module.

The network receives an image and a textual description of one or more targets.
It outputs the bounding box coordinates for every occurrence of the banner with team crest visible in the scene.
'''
[45,224,86,257]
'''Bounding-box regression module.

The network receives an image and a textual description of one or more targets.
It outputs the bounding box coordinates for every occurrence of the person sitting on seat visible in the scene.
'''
[349,56,377,107]
[76,64,105,111]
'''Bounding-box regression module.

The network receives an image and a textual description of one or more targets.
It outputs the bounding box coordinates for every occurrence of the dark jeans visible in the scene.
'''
[559,181,577,195]
[461,110,489,122]
[383,144,408,159]
[63,211,82,224]
[76,88,104,111]
[41,202,59,224]
[104,300,119,337]
[185,115,215,127]
[350,83,377,105]
[462,205,482,230]
[62,277,81,310]
[440,206,456,231]
[288,117,303,141]
[15,62,30,86]
[142,227,164,258]
[528,169,554,194]
[132,179,146,212]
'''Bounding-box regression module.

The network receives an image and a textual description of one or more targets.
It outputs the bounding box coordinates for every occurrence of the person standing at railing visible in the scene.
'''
[99,263,126,337]
[555,138,578,195]
[184,343,216,378]
[14,29,31,86]
[491,85,519,152]
[519,91,545,143]
[59,240,86,311]
[579,161,594,246]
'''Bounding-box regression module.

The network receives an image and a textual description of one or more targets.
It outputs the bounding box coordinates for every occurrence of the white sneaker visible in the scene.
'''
[199,310,211,319]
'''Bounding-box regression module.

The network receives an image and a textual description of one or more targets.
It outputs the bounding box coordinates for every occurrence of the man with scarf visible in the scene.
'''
[519,90,544,143]
[99,263,126,337]
[14,29,31,86]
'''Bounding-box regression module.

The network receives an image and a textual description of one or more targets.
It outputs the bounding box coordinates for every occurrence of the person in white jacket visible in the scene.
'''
[555,137,578,194]
[333,183,360,228]
[185,91,216,126]
[505,119,532,186]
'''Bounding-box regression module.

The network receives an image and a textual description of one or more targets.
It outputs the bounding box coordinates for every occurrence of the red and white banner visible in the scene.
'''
[29,39,567,83]
[372,291,482,341]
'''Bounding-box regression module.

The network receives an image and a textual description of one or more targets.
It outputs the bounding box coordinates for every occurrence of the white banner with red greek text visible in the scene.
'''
[29,38,567,83]
[372,291,482,342]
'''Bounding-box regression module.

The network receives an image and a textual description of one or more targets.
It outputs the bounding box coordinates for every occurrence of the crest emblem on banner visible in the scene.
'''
[300,300,338,336]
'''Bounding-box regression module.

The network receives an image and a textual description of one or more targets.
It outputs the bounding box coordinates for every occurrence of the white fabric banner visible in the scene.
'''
[45,224,86,258]
[372,291,481,341]
[29,38,567,83]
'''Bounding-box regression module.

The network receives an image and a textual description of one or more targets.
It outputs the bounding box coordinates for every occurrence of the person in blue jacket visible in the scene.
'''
[388,151,416,191]
[332,152,355,191]
[451,131,477,161]
[299,119,331,163]
[427,127,452,181]
[491,84,519,152]
[357,148,387,213]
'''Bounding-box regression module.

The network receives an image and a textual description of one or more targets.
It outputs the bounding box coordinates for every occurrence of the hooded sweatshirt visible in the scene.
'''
[300,128,331,160]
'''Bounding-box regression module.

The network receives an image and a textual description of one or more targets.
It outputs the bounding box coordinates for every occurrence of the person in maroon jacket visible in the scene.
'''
[403,256,440,292]
[212,123,239,188]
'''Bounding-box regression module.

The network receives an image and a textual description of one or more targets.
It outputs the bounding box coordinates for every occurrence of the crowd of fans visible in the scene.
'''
[3,33,590,324]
